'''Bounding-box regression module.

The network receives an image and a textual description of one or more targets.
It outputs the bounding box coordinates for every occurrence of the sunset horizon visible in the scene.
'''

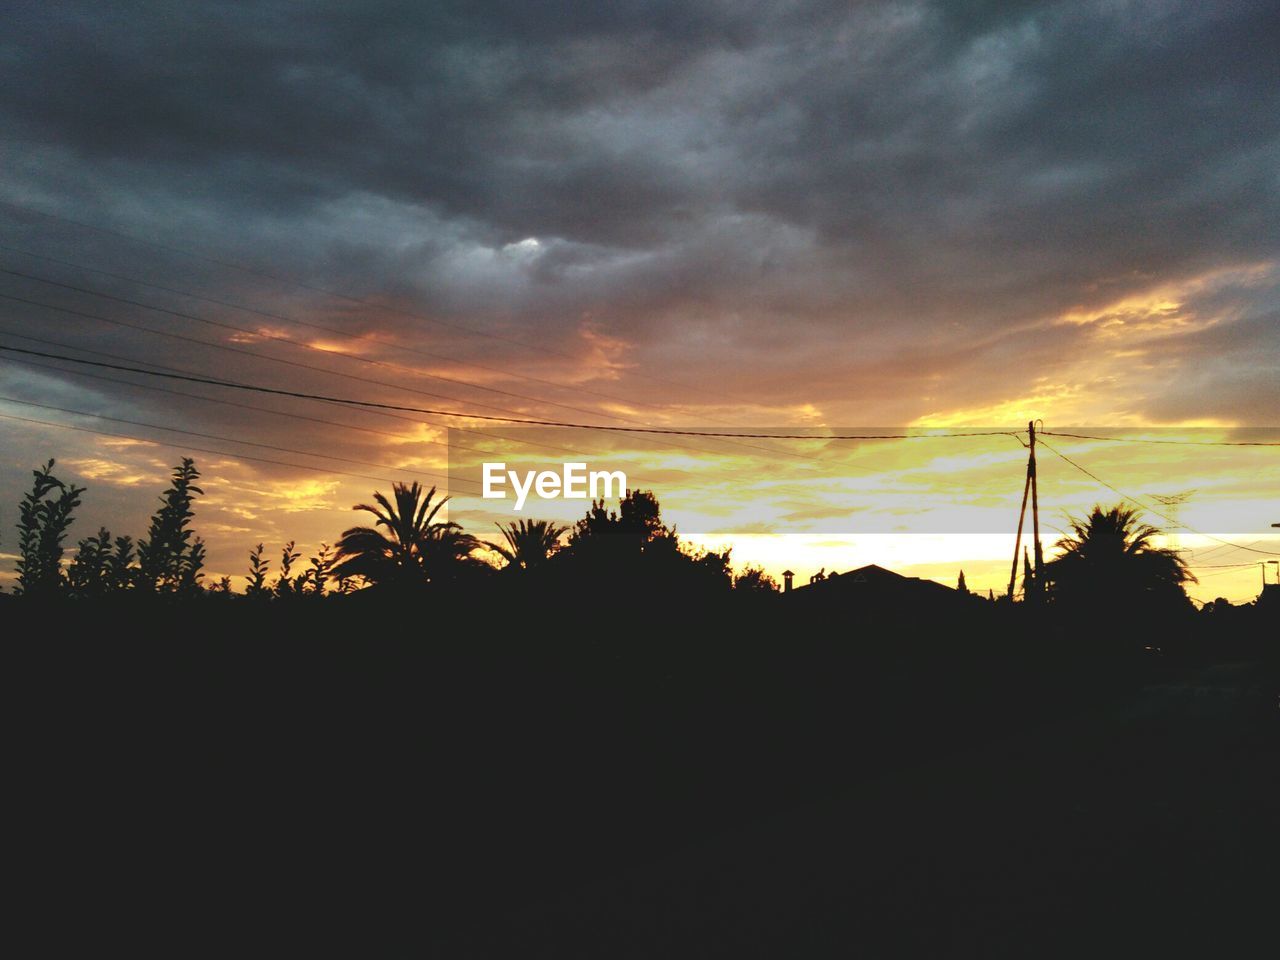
[4,2,1279,604]
[3,3,1277,954]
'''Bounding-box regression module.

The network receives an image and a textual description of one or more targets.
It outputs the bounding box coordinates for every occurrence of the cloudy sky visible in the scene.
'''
[2,0,1277,599]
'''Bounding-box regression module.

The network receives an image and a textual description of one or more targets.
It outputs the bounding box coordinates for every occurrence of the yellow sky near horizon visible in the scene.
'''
[2,255,1278,605]
[3,413,1276,606]
[5,0,1280,611]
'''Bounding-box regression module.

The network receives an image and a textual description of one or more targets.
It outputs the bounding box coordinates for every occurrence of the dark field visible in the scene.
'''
[5,594,1276,957]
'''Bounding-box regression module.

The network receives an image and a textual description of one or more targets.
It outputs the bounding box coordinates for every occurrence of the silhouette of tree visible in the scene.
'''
[487,519,567,572]
[1044,504,1195,614]
[275,541,301,597]
[686,544,733,587]
[68,527,113,599]
[138,458,206,595]
[106,535,138,593]
[333,482,481,589]
[615,489,668,542]
[245,543,270,598]
[15,459,85,599]
[304,542,335,595]
[1022,547,1043,604]
[567,489,673,555]
[558,489,731,594]
[734,565,780,594]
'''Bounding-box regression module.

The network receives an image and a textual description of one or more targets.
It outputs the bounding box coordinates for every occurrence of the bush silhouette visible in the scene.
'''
[138,458,206,596]
[14,459,85,599]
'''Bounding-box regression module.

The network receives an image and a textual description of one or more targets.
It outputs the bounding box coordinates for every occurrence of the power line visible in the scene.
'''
[8,340,1267,553]
[1034,440,1185,531]
[0,231,853,469]
[0,288,571,420]
[1190,565,1260,579]
[0,331,804,503]
[10,202,1274,476]
[0,352,736,498]
[0,328,596,459]
[2,288,771,473]
[0,352,494,457]
[0,200,586,357]
[1037,438,1280,557]
[0,394,483,490]
[0,411,401,487]
[0,332,791,496]
[2,339,1031,503]
[0,198,753,405]
[0,279,836,467]
[1040,430,1280,447]
[1182,539,1279,560]
[0,265,651,424]
[0,343,1023,442]
[0,216,1032,467]
[0,240,746,424]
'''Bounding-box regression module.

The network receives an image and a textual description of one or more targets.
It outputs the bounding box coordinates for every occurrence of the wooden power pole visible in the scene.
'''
[1007,420,1044,601]
[1029,420,1043,593]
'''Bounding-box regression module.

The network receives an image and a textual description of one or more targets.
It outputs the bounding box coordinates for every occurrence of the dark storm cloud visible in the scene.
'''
[3,0,770,236]
[1,0,1278,424]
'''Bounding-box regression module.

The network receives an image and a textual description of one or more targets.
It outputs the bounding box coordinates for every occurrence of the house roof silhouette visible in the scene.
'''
[788,563,969,610]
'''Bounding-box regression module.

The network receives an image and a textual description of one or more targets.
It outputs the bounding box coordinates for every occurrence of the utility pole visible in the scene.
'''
[1007,420,1044,602]
[1029,420,1043,592]
[1007,449,1032,600]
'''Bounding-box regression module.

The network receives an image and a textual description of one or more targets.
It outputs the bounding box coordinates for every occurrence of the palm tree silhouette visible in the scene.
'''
[333,482,481,589]
[487,519,568,572]
[1044,504,1195,612]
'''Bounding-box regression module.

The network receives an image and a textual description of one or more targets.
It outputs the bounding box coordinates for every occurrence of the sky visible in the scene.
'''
[1,0,1278,601]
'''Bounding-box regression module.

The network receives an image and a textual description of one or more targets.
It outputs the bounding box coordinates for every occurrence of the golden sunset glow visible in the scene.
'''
[2,8,1279,952]
[1,1,1276,609]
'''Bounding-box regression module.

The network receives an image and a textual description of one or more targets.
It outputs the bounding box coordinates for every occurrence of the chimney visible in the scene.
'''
[782,569,794,593]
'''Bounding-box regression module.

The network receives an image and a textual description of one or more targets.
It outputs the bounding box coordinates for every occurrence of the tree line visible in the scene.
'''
[6,457,780,600]
[14,458,208,600]
[7,455,1213,613]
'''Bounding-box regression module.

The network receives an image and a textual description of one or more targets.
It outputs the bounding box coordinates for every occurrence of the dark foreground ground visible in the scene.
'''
[4,593,1276,956]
